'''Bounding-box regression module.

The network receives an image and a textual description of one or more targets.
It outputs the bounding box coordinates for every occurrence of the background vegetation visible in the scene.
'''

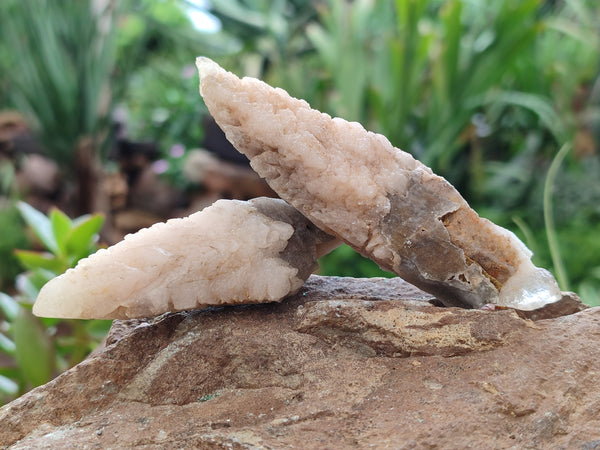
[1,0,599,404]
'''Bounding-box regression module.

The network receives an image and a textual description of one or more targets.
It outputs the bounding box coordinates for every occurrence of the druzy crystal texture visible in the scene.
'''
[196,57,562,310]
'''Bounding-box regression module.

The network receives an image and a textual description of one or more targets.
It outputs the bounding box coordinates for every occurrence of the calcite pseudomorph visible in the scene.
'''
[196,57,562,310]
[33,198,337,319]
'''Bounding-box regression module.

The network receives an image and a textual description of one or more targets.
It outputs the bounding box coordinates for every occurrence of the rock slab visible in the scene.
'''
[1,276,599,449]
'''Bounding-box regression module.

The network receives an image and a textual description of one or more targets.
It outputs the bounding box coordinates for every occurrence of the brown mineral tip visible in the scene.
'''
[196,57,563,310]
[33,198,338,319]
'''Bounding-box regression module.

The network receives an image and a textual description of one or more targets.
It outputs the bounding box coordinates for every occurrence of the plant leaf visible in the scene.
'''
[0,374,18,396]
[13,308,54,388]
[13,250,64,273]
[17,202,58,255]
[85,319,113,341]
[0,292,19,322]
[50,208,72,256]
[66,213,104,264]
[487,90,566,143]
[15,269,57,302]
[0,333,16,355]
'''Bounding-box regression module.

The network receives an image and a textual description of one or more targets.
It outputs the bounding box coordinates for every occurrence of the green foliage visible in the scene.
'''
[12,308,55,389]
[301,0,596,184]
[0,203,111,405]
[0,161,16,197]
[207,0,322,102]
[556,221,600,307]
[208,0,316,68]
[123,60,207,168]
[319,245,395,279]
[115,0,244,185]
[0,203,29,290]
[16,202,105,270]
[0,0,119,172]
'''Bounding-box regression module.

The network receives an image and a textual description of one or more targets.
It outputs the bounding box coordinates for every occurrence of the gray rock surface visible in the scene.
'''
[1,275,598,449]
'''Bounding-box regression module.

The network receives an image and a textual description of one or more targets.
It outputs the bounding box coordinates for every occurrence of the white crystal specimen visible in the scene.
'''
[196,57,562,310]
[33,198,336,319]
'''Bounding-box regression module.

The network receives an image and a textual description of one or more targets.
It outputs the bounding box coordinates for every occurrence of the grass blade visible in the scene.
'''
[543,142,572,290]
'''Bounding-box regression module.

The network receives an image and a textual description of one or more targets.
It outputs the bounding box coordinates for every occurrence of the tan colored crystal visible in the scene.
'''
[33,198,337,319]
[196,57,561,310]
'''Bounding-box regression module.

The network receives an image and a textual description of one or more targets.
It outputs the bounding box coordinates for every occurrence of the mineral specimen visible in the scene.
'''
[196,57,562,310]
[33,198,337,319]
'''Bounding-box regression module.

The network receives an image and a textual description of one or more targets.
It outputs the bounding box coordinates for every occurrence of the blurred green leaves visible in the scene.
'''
[319,245,395,279]
[0,204,29,290]
[302,0,575,181]
[0,0,118,173]
[13,308,55,389]
[116,0,241,167]
[0,203,109,405]
[16,202,104,271]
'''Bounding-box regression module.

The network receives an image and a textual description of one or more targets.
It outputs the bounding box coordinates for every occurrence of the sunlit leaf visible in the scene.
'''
[14,250,64,273]
[0,292,19,322]
[66,213,104,264]
[0,0,119,171]
[0,333,16,355]
[16,202,58,255]
[15,269,57,302]
[546,17,600,48]
[15,274,40,303]
[50,208,72,256]
[0,374,18,396]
